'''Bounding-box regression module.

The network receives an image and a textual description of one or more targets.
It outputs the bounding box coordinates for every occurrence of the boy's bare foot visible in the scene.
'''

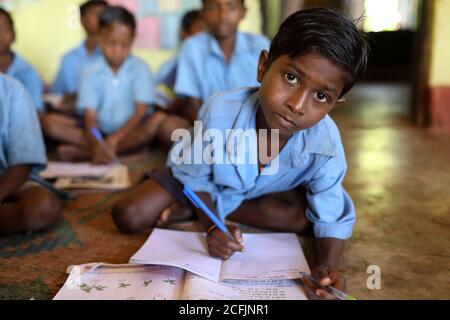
[156,202,194,227]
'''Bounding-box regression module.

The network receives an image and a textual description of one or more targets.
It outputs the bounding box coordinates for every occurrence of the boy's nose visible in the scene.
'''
[286,90,308,115]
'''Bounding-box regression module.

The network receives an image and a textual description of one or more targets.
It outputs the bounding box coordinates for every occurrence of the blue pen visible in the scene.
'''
[90,127,120,164]
[183,185,239,244]
[299,272,357,300]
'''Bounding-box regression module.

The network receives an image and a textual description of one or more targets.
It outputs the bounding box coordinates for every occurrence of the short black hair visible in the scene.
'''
[99,6,136,33]
[0,8,14,31]
[269,8,369,97]
[80,0,108,17]
[181,10,201,32]
[201,0,245,6]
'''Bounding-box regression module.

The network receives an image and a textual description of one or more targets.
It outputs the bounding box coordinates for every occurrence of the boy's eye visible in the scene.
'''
[284,73,298,85]
[314,92,330,103]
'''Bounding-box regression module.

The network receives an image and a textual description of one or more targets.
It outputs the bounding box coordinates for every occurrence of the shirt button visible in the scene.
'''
[112,78,120,86]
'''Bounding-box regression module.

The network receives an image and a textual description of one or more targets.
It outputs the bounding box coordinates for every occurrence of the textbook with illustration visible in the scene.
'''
[40,162,131,191]
[129,229,310,283]
[53,263,308,300]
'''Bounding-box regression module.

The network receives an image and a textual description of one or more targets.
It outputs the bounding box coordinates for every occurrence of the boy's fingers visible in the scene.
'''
[226,240,245,252]
[315,289,336,300]
[313,265,332,286]
[231,227,243,243]
[329,271,347,292]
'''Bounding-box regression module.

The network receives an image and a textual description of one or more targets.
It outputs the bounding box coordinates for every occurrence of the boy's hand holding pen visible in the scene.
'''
[90,127,120,165]
[183,185,245,260]
[206,224,245,261]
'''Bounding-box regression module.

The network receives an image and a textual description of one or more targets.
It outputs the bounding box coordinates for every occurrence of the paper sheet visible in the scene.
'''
[182,273,308,300]
[130,229,222,282]
[40,162,115,179]
[129,229,310,282]
[52,164,131,191]
[54,264,185,300]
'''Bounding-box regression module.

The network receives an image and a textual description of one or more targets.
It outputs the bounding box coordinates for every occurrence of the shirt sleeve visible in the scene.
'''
[7,80,47,173]
[305,154,356,240]
[169,98,217,195]
[173,40,202,100]
[23,69,45,112]
[50,55,70,94]
[133,61,154,105]
[76,65,101,112]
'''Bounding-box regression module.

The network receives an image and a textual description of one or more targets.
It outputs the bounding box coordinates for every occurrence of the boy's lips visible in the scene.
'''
[274,113,297,128]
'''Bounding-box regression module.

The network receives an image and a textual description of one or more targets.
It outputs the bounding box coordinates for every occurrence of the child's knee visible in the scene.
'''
[112,200,145,234]
[21,189,62,232]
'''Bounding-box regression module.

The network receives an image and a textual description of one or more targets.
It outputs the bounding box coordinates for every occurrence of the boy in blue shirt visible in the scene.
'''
[0,7,92,157]
[50,0,108,102]
[167,0,270,123]
[59,6,166,163]
[0,74,61,235]
[0,8,44,111]
[113,8,369,299]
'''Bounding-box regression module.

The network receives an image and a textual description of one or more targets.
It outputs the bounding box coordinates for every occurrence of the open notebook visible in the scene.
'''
[40,162,131,191]
[130,229,310,283]
[53,263,308,300]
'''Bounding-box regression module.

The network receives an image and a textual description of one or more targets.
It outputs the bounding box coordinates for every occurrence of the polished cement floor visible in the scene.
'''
[329,83,450,299]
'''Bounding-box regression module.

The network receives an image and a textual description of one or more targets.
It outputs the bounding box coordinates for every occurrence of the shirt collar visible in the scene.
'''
[208,32,248,60]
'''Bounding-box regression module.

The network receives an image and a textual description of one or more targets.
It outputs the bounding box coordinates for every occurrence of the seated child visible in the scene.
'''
[112,8,369,299]
[154,10,205,147]
[161,0,270,125]
[50,0,108,103]
[0,74,61,235]
[45,1,108,150]
[59,6,166,163]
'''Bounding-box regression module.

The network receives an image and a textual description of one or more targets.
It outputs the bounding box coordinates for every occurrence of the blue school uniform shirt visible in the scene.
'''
[77,55,155,135]
[154,57,178,109]
[170,88,356,240]
[6,53,44,111]
[50,42,102,95]
[174,32,270,102]
[0,74,47,177]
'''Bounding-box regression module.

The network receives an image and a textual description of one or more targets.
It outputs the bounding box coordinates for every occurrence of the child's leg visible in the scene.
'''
[40,112,88,147]
[112,166,194,233]
[115,111,168,154]
[227,187,313,235]
[57,145,92,162]
[0,185,61,235]
[156,115,191,149]
[112,180,176,234]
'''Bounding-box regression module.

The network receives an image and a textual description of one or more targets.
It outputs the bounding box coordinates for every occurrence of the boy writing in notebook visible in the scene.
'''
[59,6,166,163]
[113,8,369,299]
[0,74,61,235]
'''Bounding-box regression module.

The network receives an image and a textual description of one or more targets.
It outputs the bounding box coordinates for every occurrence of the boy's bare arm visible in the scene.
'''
[0,165,32,202]
[178,97,202,122]
[106,102,148,147]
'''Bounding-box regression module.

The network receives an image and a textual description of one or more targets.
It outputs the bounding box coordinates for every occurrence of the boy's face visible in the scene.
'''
[202,0,245,39]
[257,52,347,138]
[0,14,14,54]
[81,5,107,35]
[99,22,134,70]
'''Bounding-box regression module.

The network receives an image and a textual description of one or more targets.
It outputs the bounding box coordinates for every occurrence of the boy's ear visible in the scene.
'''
[257,50,269,83]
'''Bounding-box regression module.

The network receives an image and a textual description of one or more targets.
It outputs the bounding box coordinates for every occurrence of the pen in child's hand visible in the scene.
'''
[90,127,121,164]
[183,185,243,248]
[300,272,357,300]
